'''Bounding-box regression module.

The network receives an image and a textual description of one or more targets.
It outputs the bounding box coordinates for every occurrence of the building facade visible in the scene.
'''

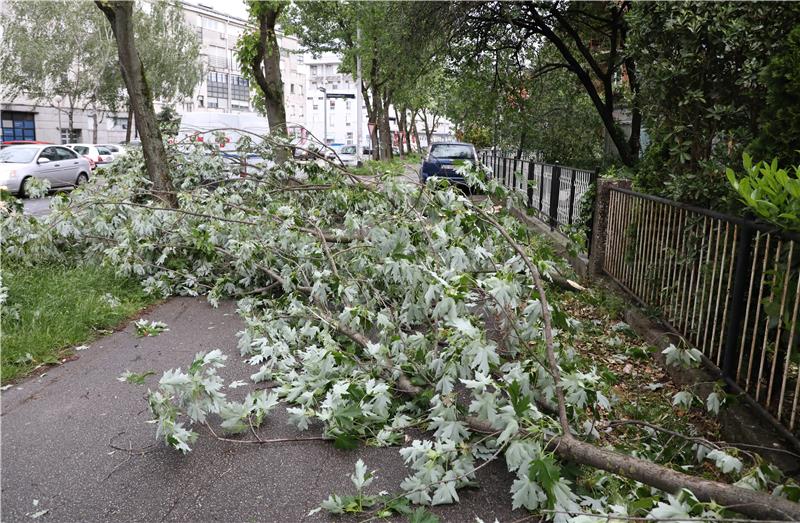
[1,1,306,145]
[303,53,455,150]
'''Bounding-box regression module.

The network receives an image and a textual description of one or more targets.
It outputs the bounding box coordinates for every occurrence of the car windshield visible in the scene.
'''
[430,144,474,160]
[0,146,38,163]
[340,146,356,154]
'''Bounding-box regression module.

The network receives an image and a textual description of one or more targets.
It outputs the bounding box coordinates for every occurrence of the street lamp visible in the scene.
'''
[318,86,327,145]
[54,95,63,143]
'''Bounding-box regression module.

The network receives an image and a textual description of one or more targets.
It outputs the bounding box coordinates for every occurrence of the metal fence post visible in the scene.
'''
[586,167,601,254]
[502,157,508,187]
[527,161,534,208]
[721,224,755,380]
[567,169,576,225]
[549,165,561,229]
[538,164,545,212]
[512,158,517,192]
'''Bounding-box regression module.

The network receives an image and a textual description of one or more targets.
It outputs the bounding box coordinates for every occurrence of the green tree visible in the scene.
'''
[749,25,800,167]
[0,0,118,142]
[96,0,177,207]
[0,0,201,144]
[451,2,641,167]
[235,0,289,163]
[627,1,800,206]
[286,1,451,160]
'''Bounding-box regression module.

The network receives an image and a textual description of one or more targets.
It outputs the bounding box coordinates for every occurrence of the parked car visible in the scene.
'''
[0,144,91,197]
[0,140,52,149]
[97,144,127,159]
[419,142,480,185]
[337,145,376,167]
[324,144,344,161]
[65,144,114,168]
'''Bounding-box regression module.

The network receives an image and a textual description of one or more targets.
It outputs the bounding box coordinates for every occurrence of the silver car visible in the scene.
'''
[0,144,92,197]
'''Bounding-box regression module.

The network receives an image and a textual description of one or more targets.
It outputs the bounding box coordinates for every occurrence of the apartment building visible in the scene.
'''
[1,1,307,145]
[304,53,455,150]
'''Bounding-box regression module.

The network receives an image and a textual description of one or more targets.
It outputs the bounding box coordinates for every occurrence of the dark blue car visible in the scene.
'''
[419,142,480,185]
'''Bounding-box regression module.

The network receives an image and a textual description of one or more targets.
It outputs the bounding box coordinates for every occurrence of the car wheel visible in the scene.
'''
[75,172,89,187]
[18,177,32,198]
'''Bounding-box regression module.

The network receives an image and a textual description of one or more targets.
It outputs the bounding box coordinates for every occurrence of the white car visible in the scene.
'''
[0,144,91,197]
[337,145,371,167]
[97,144,126,160]
[66,144,114,168]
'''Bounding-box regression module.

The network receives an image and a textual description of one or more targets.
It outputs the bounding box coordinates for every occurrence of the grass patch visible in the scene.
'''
[1,263,155,382]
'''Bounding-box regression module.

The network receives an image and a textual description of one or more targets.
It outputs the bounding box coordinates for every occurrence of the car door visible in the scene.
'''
[35,147,60,185]
[55,146,81,185]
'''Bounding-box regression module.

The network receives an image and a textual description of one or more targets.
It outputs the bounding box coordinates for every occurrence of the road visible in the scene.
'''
[1,297,523,522]
[22,196,52,217]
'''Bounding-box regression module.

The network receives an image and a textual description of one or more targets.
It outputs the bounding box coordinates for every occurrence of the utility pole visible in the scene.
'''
[319,86,327,144]
[355,24,363,165]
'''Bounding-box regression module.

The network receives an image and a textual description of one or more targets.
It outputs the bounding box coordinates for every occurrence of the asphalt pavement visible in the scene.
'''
[1,297,524,522]
[22,196,52,217]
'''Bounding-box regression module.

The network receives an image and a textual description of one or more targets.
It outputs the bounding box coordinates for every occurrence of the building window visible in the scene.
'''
[207,99,219,109]
[1,111,36,141]
[202,17,223,32]
[332,84,338,90]
[312,103,318,110]
[290,83,295,94]
[329,100,335,110]
[231,75,249,101]
[112,116,129,130]
[346,132,353,145]
[60,128,81,144]
[207,72,228,99]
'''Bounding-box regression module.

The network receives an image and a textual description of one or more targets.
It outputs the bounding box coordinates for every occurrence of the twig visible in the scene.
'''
[470,203,571,436]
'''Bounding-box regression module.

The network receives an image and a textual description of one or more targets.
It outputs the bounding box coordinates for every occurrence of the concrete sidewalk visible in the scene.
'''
[1,297,523,522]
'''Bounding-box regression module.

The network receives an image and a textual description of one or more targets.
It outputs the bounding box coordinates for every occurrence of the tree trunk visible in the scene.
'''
[553,435,800,521]
[625,57,642,160]
[96,1,177,208]
[370,82,381,160]
[516,129,526,160]
[246,4,287,164]
[92,111,99,143]
[125,103,133,143]
[66,107,74,144]
[379,88,392,161]
[360,81,376,161]
[395,106,405,158]
[406,110,415,154]
[412,111,422,154]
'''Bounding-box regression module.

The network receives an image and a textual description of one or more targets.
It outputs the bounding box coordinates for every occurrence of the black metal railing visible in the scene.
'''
[480,151,598,243]
[604,187,800,439]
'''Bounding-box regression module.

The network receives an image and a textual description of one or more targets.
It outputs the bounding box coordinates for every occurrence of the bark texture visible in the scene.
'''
[95,0,177,208]
[248,5,288,164]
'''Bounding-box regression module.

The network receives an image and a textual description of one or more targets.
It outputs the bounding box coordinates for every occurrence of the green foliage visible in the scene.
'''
[157,105,181,137]
[0,263,154,381]
[628,2,800,207]
[726,154,800,231]
[749,26,800,166]
[3,138,794,520]
[0,0,201,118]
[118,370,156,385]
[133,319,169,337]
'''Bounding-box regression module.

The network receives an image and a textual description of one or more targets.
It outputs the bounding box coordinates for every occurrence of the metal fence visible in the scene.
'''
[603,187,800,438]
[480,151,598,240]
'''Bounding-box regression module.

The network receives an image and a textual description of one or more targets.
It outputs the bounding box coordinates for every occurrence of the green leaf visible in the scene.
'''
[334,433,359,450]
[528,455,560,493]
[408,507,440,523]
